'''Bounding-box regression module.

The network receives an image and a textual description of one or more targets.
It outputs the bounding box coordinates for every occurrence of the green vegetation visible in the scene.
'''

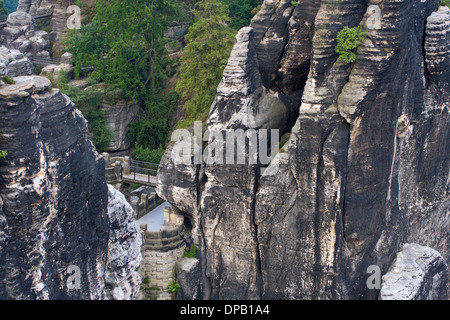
[291,1,298,7]
[57,72,114,153]
[67,0,181,104]
[133,144,164,164]
[3,0,18,14]
[142,277,150,284]
[440,0,450,7]
[65,0,262,160]
[168,280,180,293]
[3,76,15,84]
[176,0,235,127]
[223,0,263,30]
[0,0,8,17]
[182,245,197,258]
[335,26,366,64]
[66,0,182,158]
[0,130,6,159]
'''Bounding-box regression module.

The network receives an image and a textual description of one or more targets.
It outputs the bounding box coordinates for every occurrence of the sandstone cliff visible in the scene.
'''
[0,73,141,299]
[157,0,449,299]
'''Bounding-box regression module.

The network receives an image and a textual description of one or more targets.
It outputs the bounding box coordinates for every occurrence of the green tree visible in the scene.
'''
[132,144,164,164]
[58,72,114,154]
[92,0,180,103]
[66,21,108,79]
[176,0,235,125]
[66,0,182,155]
[3,0,18,14]
[67,0,181,105]
[0,0,8,17]
[223,0,262,30]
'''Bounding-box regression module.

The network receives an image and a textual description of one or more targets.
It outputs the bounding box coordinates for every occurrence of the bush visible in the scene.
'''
[335,25,366,64]
[3,76,15,85]
[440,0,450,7]
[133,144,164,165]
[168,280,180,293]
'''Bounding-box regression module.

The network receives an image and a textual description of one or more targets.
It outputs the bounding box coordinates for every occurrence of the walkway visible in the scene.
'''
[136,201,170,231]
[0,9,54,28]
[122,159,159,187]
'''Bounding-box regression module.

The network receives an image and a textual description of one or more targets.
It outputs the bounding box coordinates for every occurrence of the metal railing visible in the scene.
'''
[30,56,62,66]
[0,8,54,27]
[123,159,159,185]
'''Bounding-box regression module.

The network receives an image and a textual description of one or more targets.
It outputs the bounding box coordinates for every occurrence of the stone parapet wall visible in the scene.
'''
[139,207,186,300]
[131,186,164,220]
[142,224,185,251]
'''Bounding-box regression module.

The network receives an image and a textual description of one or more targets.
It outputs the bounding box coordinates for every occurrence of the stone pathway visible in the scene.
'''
[136,201,170,231]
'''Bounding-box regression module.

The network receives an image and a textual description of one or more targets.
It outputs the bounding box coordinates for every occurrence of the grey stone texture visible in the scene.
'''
[0,76,141,299]
[157,0,449,300]
[380,243,448,300]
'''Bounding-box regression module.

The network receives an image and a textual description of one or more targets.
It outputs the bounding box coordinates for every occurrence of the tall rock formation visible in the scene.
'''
[0,72,141,299]
[157,0,449,299]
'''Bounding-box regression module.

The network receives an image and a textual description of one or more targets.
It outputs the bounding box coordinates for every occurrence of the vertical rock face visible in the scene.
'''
[101,101,143,155]
[158,0,449,300]
[104,185,142,300]
[0,75,141,299]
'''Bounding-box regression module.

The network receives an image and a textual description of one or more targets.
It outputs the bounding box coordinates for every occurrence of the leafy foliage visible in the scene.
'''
[440,0,450,7]
[168,280,180,293]
[0,130,6,159]
[66,0,182,157]
[67,0,182,105]
[0,0,8,17]
[176,0,235,126]
[58,72,113,153]
[3,0,18,14]
[335,25,366,64]
[223,0,262,30]
[133,144,164,164]
[3,76,15,84]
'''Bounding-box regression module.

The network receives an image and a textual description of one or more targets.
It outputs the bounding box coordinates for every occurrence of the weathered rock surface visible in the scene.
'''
[0,76,141,299]
[380,243,448,300]
[0,46,34,77]
[176,257,203,300]
[104,185,142,300]
[0,11,50,60]
[40,63,74,80]
[101,101,143,155]
[158,0,449,300]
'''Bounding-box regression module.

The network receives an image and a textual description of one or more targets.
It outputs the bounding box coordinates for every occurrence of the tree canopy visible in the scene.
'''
[176,0,236,125]
[0,0,8,17]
